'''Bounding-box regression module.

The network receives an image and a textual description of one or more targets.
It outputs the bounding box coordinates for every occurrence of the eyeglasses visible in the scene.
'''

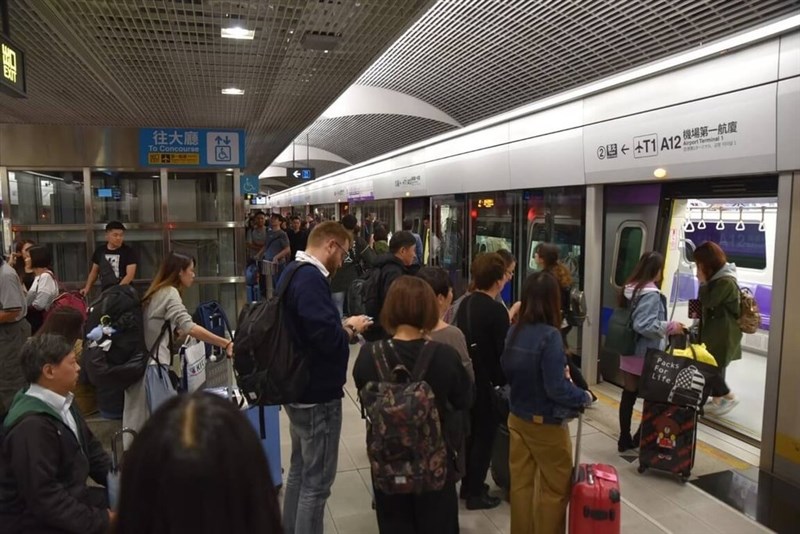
[332,241,348,256]
[505,270,515,278]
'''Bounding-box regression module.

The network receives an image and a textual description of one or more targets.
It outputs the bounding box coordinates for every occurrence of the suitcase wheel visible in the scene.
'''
[679,470,690,483]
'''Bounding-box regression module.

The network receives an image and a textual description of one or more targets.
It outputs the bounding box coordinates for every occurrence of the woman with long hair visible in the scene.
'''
[693,241,740,415]
[114,392,283,534]
[122,252,234,433]
[534,243,595,402]
[36,307,97,415]
[25,245,59,335]
[501,271,592,533]
[11,239,36,290]
[617,251,682,452]
[353,276,471,533]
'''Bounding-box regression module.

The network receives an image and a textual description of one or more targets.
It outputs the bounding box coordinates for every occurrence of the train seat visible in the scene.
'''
[754,284,772,330]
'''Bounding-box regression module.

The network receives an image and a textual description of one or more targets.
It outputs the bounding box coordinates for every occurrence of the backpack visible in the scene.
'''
[358,340,447,494]
[347,267,381,318]
[85,285,146,367]
[40,271,88,323]
[737,286,760,334]
[234,262,314,405]
[192,301,233,358]
[567,287,587,327]
[605,295,639,356]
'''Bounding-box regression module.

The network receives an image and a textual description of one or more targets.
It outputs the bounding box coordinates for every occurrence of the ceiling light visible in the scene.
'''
[221,27,255,40]
[221,87,245,95]
[654,168,667,178]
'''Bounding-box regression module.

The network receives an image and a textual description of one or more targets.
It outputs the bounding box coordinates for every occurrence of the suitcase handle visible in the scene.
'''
[573,411,583,482]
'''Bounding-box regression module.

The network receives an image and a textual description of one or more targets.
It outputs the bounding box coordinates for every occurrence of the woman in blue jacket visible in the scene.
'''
[501,271,592,534]
[618,251,682,452]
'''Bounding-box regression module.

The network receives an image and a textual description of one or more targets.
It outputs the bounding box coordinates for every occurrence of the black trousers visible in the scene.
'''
[568,360,589,391]
[462,387,498,497]
[708,368,731,398]
[374,479,459,534]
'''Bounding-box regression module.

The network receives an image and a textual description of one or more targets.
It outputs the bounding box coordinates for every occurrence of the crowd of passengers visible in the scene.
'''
[0,214,743,534]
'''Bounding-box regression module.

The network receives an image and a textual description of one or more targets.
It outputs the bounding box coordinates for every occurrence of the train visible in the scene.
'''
[264,20,800,486]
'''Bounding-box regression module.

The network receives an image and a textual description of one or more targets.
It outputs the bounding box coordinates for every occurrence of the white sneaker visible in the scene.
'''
[707,397,739,417]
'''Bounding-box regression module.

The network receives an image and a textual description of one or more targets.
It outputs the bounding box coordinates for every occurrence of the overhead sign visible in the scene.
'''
[139,128,246,168]
[287,167,315,180]
[240,174,260,195]
[0,34,26,97]
[584,85,775,178]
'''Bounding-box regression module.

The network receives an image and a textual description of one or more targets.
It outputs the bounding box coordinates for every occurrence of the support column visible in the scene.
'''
[581,185,604,385]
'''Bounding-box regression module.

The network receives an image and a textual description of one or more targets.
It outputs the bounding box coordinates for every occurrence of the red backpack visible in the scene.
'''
[43,271,88,323]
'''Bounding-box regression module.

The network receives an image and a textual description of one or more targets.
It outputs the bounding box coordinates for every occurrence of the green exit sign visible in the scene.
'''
[0,34,26,98]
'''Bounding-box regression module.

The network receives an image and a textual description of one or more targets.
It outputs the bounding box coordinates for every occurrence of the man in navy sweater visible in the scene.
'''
[280,221,372,534]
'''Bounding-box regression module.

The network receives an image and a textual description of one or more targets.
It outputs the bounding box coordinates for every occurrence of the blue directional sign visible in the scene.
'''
[139,128,246,168]
[240,174,260,195]
[287,167,316,180]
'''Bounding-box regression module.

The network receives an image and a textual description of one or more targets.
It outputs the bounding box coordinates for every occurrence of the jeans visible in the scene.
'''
[331,291,345,319]
[283,399,343,534]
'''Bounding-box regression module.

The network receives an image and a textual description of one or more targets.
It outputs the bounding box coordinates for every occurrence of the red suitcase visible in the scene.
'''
[569,414,621,534]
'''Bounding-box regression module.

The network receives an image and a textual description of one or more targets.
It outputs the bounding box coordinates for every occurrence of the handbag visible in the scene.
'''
[180,336,207,393]
[639,343,719,408]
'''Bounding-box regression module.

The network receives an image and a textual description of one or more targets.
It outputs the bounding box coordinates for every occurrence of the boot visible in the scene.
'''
[618,390,638,452]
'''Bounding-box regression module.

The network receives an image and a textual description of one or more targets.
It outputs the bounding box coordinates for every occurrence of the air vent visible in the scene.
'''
[301,31,341,51]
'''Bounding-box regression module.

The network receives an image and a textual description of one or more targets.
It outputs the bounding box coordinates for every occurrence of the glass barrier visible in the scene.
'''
[10,171,85,225]
[91,172,161,224]
[167,172,234,222]
[169,229,236,277]
[15,230,88,284]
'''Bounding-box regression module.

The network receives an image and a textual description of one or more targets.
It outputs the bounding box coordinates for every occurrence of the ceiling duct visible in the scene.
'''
[301,31,341,51]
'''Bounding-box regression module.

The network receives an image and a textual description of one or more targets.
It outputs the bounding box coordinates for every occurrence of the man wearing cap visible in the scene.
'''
[80,221,138,296]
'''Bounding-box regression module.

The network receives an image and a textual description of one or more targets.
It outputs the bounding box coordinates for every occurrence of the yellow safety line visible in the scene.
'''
[592,389,751,470]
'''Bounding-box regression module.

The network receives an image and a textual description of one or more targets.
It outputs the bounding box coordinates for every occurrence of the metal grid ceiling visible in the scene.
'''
[298,0,799,168]
[0,0,432,173]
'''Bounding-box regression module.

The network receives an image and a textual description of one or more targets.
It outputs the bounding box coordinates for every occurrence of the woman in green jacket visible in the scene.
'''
[694,241,741,416]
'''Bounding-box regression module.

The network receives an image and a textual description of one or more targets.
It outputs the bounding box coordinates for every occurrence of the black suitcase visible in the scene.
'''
[637,400,697,483]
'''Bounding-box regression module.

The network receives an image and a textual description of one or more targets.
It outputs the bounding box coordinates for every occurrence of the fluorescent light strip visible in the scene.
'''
[221,27,255,40]
[221,87,245,95]
[269,13,800,196]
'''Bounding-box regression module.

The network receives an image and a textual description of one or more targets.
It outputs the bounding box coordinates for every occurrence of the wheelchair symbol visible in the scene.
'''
[215,145,232,162]
[242,181,258,193]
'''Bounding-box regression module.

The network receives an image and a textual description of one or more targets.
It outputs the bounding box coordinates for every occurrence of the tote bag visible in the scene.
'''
[639,344,719,408]
[180,337,207,393]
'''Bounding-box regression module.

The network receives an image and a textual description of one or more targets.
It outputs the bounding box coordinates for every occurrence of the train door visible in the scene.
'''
[600,177,779,444]
[469,192,521,304]
[430,195,468,297]
[523,187,586,351]
[401,197,428,234]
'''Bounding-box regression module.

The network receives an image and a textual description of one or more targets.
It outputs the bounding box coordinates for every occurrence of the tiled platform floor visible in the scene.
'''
[275,347,775,534]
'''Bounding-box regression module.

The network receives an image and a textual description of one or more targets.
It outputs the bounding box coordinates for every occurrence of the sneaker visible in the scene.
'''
[710,397,740,417]
[590,391,598,404]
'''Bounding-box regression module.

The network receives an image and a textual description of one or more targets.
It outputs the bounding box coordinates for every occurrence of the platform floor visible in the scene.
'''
[276,346,776,534]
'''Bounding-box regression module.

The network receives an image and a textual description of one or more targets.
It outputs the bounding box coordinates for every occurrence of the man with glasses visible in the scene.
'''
[278,221,372,534]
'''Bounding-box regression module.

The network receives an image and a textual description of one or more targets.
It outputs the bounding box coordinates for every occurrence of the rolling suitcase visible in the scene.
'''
[637,400,697,483]
[246,405,283,488]
[569,413,621,534]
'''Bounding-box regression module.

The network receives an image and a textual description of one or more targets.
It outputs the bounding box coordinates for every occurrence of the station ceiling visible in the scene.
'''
[0,1,797,192]
[279,0,799,187]
[0,0,432,183]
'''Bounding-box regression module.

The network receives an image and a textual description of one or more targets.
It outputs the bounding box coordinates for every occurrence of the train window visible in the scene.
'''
[612,222,646,287]
[683,222,766,269]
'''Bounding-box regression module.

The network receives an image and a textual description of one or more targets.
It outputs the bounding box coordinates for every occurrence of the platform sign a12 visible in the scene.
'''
[287,167,315,180]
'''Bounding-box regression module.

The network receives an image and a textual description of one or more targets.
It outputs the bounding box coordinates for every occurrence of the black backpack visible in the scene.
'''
[83,285,149,414]
[234,262,315,405]
[347,267,381,318]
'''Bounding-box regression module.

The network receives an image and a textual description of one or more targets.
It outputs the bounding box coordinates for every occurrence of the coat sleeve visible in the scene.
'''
[442,345,473,411]
[8,419,110,534]
[632,292,668,340]
[489,303,510,386]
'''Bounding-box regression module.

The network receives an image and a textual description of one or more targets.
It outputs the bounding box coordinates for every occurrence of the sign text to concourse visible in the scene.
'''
[139,128,246,168]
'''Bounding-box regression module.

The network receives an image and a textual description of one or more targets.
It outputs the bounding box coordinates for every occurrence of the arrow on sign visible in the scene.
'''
[293,170,301,178]
[621,144,629,155]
